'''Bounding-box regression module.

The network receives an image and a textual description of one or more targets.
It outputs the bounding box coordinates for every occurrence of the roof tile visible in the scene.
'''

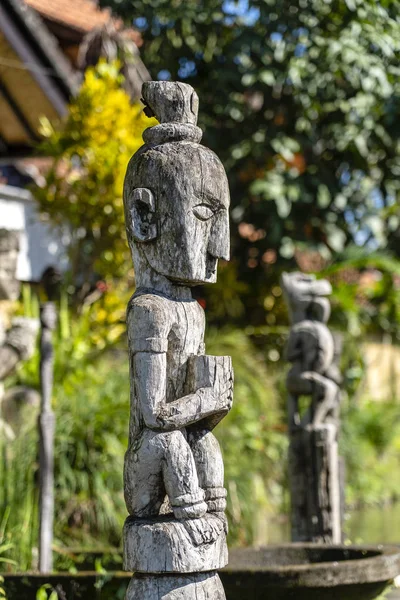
[24,0,118,34]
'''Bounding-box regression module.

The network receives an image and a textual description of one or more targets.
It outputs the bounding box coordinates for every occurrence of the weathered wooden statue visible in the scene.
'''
[0,317,39,440]
[281,271,342,544]
[123,81,233,599]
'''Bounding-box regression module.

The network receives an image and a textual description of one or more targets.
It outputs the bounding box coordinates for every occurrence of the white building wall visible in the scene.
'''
[0,184,69,281]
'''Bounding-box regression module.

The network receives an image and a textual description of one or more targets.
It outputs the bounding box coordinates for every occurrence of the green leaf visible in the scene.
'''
[259,70,275,85]
[317,184,331,208]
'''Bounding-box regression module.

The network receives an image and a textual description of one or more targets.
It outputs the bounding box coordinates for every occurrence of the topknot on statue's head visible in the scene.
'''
[142,81,199,124]
[141,81,203,145]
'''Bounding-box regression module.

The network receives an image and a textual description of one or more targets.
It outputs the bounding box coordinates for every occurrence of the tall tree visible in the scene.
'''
[103,0,400,323]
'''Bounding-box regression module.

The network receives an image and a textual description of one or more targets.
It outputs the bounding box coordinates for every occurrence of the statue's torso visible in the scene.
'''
[290,320,334,374]
[127,291,205,438]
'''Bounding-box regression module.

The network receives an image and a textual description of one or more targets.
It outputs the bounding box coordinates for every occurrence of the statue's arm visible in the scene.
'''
[133,351,232,430]
[286,331,301,362]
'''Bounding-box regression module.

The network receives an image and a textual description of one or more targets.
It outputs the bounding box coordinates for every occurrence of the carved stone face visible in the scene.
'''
[124,143,230,285]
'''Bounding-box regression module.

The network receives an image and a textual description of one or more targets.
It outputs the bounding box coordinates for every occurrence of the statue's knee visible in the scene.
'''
[189,429,221,455]
[150,429,188,454]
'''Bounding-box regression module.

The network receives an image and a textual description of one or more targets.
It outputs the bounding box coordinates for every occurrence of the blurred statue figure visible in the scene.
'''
[0,317,39,439]
[281,271,343,544]
[281,272,342,430]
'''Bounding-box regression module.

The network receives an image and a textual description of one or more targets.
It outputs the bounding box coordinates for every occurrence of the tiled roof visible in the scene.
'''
[24,0,118,33]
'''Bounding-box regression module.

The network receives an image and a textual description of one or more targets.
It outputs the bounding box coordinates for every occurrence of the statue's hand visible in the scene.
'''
[215,379,233,413]
[212,358,233,413]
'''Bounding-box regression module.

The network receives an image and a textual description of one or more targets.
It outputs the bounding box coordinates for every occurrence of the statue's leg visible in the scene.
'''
[287,392,300,430]
[124,429,166,517]
[188,428,227,513]
[312,378,339,426]
[295,373,338,426]
[287,369,314,427]
[124,429,206,519]
[160,430,208,519]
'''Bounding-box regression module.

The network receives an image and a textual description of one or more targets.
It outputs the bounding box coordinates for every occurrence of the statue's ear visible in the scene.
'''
[130,188,157,242]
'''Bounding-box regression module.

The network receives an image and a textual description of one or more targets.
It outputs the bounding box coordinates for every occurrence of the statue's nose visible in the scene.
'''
[207,215,230,261]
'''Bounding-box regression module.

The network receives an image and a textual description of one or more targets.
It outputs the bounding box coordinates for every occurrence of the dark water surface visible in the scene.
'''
[345,503,400,545]
[266,503,400,545]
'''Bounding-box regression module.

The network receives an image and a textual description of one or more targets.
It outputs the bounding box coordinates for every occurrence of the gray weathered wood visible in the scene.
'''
[0,317,38,441]
[0,229,20,300]
[124,513,228,573]
[281,272,342,544]
[126,571,226,600]
[38,302,56,573]
[0,317,38,380]
[122,81,232,598]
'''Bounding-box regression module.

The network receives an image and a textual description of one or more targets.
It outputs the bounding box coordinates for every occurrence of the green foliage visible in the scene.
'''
[207,328,287,545]
[3,297,400,562]
[0,417,38,571]
[0,305,286,567]
[34,61,155,284]
[342,397,400,506]
[321,247,400,340]
[36,585,58,600]
[101,0,400,322]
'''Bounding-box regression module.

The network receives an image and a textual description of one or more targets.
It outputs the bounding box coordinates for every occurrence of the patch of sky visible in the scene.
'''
[157,70,171,81]
[371,189,385,209]
[344,209,355,224]
[223,0,260,25]
[295,44,307,57]
[294,27,308,37]
[344,184,385,249]
[354,228,372,246]
[147,16,176,36]
[270,32,283,43]
[178,58,197,79]
[340,168,351,185]
[133,17,148,30]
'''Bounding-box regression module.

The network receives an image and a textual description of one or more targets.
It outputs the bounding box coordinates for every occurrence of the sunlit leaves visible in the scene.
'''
[35,61,156,283]
[94,0,400,326]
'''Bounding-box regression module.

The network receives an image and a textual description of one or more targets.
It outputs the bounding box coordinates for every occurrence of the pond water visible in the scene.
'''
[345,503,400,545]
[266,503,400,545]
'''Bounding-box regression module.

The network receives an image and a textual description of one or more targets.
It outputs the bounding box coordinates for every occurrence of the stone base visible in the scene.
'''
[124,513,228,573]
[125,571,226,600]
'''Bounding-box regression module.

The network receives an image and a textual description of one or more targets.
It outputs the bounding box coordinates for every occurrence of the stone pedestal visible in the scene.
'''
[124,514,228,573]
[289,424,341,543]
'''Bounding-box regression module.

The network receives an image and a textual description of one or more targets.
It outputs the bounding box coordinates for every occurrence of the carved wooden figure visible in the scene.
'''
[123,81,233,599]
[0,317,39,441]
[38,302,56,573]
[38,266,61,573]
[281,272,342,544]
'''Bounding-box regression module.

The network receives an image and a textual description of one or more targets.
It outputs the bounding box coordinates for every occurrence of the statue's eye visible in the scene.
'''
[193,204,215,221]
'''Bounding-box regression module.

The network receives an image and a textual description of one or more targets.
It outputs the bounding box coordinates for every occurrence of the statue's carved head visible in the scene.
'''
[124,81,230,286]
[280,271,332,323]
